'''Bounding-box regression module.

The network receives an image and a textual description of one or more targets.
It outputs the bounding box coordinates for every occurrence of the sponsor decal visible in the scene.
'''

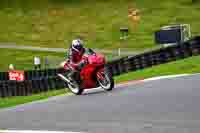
[8,70,25,81]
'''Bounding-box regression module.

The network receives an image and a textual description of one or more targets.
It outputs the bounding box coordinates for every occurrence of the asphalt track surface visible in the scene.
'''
[1,74,200,133]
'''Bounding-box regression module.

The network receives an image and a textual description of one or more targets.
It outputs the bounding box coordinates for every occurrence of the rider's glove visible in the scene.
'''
[76,59,88,71]
[84,58,89,65]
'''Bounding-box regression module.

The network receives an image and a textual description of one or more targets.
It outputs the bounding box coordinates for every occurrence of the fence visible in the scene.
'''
[0,36,200,97]
[107,36,200,76]
[0,77,68,97]
[0,72,8,81]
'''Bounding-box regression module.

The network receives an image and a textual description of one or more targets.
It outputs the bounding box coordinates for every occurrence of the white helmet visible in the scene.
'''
[71,39,84,52]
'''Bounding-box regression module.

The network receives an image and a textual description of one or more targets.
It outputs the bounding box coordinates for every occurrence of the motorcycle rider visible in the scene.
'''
[64,39,88,84]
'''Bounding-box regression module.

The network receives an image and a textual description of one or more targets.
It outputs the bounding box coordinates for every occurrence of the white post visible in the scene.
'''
[118,48,121,56]
[9,64,14,70]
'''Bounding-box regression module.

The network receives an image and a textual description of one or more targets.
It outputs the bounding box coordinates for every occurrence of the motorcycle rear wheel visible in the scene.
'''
[57,73,83,95]
[97,71,114,91]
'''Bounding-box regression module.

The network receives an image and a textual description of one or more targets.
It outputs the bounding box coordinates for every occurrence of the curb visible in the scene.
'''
[116,74,191,87]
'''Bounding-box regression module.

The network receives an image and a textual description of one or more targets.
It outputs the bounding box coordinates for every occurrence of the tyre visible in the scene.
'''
[96,70,114,91]
[57,73,83,95]
[67,82,83,95]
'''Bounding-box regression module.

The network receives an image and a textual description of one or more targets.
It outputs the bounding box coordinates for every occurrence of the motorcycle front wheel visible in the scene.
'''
[67,82,83,95]
[57,73,83,95]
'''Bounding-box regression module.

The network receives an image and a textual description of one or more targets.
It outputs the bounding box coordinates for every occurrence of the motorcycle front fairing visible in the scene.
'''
[80,64,99,89]
[79,52,106,89]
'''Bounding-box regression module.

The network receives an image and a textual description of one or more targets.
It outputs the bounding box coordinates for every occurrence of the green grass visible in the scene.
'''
[0,0,199,50]
[115,55,200,83]
[0,48,66,71]
[0,48,119,71]
[0,89,69,108]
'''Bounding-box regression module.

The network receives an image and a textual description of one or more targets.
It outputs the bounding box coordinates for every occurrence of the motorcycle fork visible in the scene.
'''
[97,71,105,80]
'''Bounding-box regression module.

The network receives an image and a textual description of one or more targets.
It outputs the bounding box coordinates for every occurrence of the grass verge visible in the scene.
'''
[0,48,118,71]
[115,55,200,83]
[0,48,65,71]
[0,89,69,109]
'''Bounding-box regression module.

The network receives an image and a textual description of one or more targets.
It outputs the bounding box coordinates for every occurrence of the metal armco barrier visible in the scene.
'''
[0,36,200,97]
[0,77,68,98]
[0,72,8,81]
[107,36,200,76]
[24,68,63,80]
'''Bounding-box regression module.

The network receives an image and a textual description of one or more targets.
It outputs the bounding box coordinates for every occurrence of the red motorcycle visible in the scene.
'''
[58,49,114,95]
